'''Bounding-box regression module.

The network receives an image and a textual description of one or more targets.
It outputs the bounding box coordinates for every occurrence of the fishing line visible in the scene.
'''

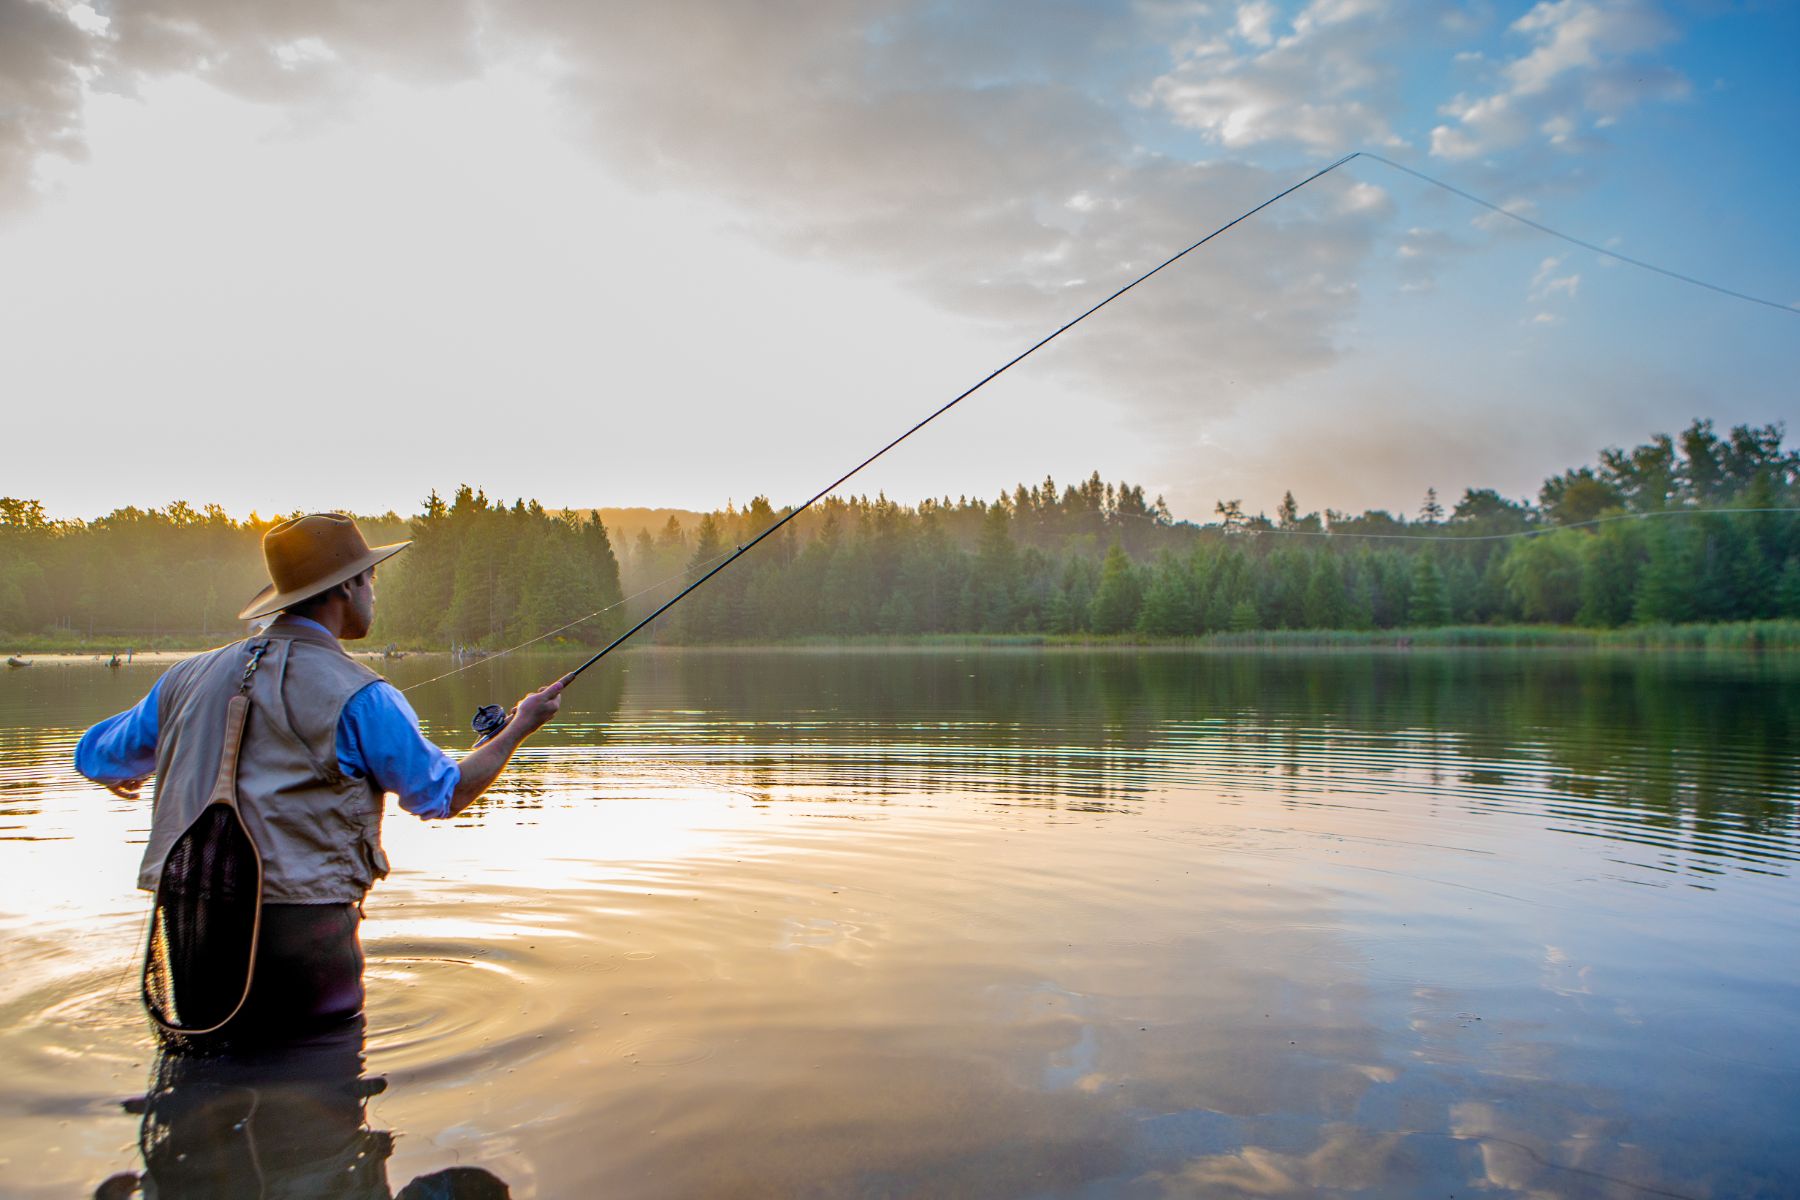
[399,545,739,694]
[543,151,1367,692]
[1360,152,1799,316]
[435,151,1796,705]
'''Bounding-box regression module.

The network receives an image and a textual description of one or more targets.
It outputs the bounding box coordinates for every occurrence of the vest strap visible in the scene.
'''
[209,641,268,809]
[208,695,250,809]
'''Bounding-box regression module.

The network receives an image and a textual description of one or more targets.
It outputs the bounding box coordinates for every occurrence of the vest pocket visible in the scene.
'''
[358,827,391,882]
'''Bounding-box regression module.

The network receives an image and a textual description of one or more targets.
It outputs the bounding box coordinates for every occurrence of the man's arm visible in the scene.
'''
[444,679,565,817]
[343,677,565,819]
[74,676,164,800]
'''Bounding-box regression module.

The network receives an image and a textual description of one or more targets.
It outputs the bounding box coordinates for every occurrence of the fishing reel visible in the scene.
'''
[471,703,512,748]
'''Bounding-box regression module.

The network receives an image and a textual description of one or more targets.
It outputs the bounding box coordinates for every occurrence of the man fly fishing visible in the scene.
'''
[74,513,566,1040]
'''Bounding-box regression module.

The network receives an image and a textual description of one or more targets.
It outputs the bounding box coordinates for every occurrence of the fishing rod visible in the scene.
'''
[467,151,1364,744]
[468,150,1797,744]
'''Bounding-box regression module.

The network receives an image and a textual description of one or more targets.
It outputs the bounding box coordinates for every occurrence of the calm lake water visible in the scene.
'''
[1,648,1797,1198]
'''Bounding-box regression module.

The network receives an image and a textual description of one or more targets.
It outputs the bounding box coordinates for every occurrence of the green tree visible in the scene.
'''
[1088,543,1141,634]
[1409,553,1451,626]
[1303,554,1345,629]
[1777,557,1800,618]
[1633,522,1700,624]
[1137,552,1196,636]
[1502,532,1584,623]
[1576,522,1641,627]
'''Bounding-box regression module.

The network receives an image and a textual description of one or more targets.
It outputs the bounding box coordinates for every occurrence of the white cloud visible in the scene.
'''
[1507,0,1671,95]
[1234,0,1279,47]
[1336,180,1389,214]
[1150,0,1408,152]
[1529,256,1580,304]
[1430,0,1688,160]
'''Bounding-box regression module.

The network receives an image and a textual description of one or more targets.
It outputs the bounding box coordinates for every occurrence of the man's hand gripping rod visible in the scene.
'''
[467,531,787,746]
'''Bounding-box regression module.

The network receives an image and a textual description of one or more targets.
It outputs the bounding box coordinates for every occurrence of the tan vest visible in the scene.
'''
[140,618,391,904]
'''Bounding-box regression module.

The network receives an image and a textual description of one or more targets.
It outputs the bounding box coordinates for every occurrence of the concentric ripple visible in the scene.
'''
[2,649,1797,1198]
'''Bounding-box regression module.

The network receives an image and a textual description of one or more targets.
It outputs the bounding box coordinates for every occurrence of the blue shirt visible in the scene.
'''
[74,617,461,819]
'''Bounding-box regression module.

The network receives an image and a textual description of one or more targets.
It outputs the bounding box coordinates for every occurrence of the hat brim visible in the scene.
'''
[237,540,412,622]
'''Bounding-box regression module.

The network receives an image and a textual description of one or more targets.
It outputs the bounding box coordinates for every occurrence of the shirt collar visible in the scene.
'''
[272,612,334,638]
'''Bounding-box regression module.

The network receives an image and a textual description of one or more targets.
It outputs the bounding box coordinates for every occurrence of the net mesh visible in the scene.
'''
[143,802,262,1034]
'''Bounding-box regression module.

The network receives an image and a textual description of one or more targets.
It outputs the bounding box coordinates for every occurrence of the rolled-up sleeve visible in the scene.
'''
[338,681,461,819]
[75,675,164,785]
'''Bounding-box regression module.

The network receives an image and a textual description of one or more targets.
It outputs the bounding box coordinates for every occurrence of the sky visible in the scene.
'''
[1,0,1795,525]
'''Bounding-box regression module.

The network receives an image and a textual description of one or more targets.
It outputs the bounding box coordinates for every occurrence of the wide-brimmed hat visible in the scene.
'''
[237,513,411,621]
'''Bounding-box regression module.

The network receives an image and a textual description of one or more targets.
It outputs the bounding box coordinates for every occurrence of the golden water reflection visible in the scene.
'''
[0,649,1794,1197]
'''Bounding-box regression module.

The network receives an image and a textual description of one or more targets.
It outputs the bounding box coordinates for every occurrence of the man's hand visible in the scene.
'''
[106,776,148,801]
[447,676,569,817]
[512,677,566,735]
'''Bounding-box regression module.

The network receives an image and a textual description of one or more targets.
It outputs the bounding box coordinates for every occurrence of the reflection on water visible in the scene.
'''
[0,648,1796,1197]
[97,1018,510,1200]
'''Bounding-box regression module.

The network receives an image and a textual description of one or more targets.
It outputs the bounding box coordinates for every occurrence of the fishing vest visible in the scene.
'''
[138,619,391,904]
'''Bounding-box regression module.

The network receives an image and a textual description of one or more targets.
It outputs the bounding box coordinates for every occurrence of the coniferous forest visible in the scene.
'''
[2,417,1797,649]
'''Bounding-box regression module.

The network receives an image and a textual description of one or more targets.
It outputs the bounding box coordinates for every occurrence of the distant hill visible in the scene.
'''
[553,507,709,543]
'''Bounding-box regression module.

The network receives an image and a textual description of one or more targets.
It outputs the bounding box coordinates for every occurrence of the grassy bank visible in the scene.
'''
[1,632,235,656]
[632,620,1800,652]
[8,620,1800,659]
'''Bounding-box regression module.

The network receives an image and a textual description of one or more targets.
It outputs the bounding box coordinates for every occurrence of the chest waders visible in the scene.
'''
[142,641,271,1038]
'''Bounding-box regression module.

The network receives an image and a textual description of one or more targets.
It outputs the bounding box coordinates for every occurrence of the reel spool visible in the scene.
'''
[471,703,511,747]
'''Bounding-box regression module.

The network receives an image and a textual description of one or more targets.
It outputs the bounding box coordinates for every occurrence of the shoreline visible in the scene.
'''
[6,619,1798,660]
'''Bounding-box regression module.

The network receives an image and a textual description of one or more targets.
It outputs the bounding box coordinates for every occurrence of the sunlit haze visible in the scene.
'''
[3,0,1795,523]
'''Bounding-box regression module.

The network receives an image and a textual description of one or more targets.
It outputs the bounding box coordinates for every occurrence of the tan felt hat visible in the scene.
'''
[237,513,411,621]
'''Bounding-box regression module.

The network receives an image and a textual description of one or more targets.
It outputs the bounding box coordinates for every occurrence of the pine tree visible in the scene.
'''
[1303,554,1344,629]
[1777,557,1800,618]
[975,503,1019,631]
[1088,543,1141,634]
[681,515,727,640]
[1409,553,1451,626]
[580,514,625,639]
[1137,552,1196,635]
[1633,522,1699,624]
[1343,563,1376,630]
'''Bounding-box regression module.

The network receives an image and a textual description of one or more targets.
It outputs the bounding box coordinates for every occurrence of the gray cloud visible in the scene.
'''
[101,0,485,100]
[0,0,96,210]
[503,0,1390,422]
[0,0,1692,451]
[0,0,1391,427]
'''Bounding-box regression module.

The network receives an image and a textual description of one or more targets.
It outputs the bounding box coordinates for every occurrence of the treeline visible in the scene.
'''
[372,487,623,647]
[0,501,411,640]
[1,417,1796,646]
[0,491,622,648]
[630,418,1799,640]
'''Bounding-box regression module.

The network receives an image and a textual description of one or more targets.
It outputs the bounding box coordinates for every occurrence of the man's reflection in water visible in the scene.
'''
[94,1018,510,1200]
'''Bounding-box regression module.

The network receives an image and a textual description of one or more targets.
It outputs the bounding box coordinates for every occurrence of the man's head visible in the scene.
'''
[237,513,410,639]
[283,566,378,639]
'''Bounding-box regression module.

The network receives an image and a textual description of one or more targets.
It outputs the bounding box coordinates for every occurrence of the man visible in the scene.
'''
[74,512,564,1035]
